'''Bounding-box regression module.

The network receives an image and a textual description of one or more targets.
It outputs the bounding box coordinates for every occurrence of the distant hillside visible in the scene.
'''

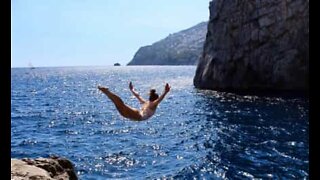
[127,22,208,65]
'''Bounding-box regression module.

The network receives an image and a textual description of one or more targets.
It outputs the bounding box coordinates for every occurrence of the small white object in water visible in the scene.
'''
[176,155,183,160]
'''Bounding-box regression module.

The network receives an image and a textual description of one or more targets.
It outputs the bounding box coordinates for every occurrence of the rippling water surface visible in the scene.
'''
[11,66,309,179]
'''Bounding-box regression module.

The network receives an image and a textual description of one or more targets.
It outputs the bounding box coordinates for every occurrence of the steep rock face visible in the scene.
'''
[194,0,309,92]
[11,157,78,180]
[127,22,208,65]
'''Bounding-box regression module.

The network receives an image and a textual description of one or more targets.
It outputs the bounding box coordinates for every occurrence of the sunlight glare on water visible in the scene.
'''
[11,66,309,179]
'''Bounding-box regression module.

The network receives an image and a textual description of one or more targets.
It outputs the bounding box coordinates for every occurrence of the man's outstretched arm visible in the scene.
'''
[154,83,170,105]
[129,82,146,104]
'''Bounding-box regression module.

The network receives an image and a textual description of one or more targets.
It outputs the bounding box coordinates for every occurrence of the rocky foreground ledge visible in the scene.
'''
[11,156,78,180]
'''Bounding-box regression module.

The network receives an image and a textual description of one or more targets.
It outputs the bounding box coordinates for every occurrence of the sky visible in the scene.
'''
[11,0,210,67]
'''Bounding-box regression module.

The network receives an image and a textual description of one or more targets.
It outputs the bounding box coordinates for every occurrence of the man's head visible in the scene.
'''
[149,89,159,102]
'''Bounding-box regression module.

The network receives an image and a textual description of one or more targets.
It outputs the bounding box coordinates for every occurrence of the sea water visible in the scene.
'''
[11,66,309,179]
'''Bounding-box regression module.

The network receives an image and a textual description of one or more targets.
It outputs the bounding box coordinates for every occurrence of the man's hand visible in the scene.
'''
[165,83,170,93]
[129,81,133,91]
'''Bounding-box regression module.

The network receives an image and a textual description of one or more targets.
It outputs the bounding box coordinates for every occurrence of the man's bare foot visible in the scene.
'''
[98,86,109,93]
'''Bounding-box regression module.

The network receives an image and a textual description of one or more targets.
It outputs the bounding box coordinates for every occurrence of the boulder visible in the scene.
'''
[11,156,78,180]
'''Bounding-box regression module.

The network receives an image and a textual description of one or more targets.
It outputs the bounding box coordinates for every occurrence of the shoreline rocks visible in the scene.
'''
[194,0,309,93]
[11,156,78,180]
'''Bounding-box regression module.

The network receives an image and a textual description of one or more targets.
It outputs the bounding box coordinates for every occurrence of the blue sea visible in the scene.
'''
[11,66,309,179]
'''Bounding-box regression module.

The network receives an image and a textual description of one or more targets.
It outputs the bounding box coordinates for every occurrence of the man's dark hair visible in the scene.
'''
[149,89,159,101]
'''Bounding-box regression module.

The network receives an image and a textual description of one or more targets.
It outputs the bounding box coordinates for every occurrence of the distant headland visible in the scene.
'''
[127,22,207,65]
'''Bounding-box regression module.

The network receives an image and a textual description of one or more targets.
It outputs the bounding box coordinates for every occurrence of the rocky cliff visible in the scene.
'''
[194,0,309,93]
[127,22,208,65]
[11,156,78,180]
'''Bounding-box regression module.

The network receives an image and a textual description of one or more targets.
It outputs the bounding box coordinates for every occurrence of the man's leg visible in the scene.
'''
[98,86,124,108]
[98,86,142,120]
